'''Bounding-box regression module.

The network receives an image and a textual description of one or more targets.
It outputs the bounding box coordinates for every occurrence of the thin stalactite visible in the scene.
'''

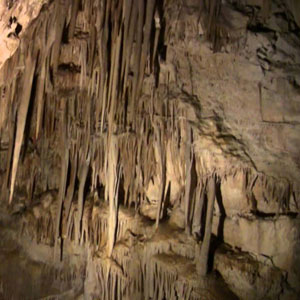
[9,46,36,204]
[197,175,216,276]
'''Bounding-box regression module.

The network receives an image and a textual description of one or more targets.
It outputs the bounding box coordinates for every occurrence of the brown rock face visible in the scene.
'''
[0,0,47,68]
[0,0,299,299]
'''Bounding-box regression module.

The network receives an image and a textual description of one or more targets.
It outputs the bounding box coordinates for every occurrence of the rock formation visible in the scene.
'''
[0,0,299,299]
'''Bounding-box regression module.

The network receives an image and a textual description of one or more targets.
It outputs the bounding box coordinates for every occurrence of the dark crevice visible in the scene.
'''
[252,210,298,218]
[58,63,81,73]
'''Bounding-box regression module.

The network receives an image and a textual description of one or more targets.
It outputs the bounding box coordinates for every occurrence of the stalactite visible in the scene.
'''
[54,100,69,261]
[192,181,205,238]
[66,201,78,242]
[9,46,36,204]
[1,101,16,202]
[121,0,132,81]
[76,149,91,244]
[35,15,56,140]
[107,134,121,257]
[64,150,78,223]
[50,0,68,74]
[197,175,216,276]
[130,0,144,127]
[184,122,193,234]
[35,59,46,140]
[152,9,161,71]
[88,24,97,78]
[68,0,80,41]
[202,0,223,52]
[80,41,87,90]
[80,199,93,245]
[154,121,166,229]
[137,0,156,94]
[121,0,137,101]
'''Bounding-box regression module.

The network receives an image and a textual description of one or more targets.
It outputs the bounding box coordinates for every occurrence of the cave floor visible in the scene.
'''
[0,210,240,300]
[0,225,58,299]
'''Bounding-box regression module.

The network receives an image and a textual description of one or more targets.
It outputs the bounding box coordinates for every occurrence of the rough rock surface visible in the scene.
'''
[0,0,47,68]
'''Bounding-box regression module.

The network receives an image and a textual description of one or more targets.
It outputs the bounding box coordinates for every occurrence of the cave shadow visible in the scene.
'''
[216,180,226,242]
[208,179,226,272]
[199,193,208,241]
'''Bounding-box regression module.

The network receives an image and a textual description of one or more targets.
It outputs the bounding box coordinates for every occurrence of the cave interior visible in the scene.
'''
[0,0,300,299]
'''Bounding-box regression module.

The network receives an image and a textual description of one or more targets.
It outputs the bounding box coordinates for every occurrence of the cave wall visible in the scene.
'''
[0,0,299,299]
